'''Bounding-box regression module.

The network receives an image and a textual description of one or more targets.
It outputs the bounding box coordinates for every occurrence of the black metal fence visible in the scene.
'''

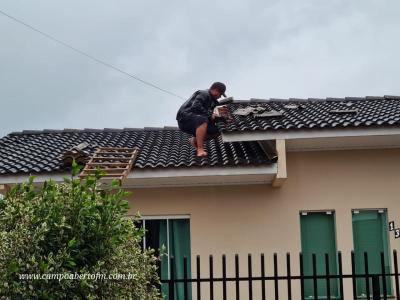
[160,250,400,300]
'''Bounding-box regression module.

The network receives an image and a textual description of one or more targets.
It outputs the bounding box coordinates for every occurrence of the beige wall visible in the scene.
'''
[127,148,400,299]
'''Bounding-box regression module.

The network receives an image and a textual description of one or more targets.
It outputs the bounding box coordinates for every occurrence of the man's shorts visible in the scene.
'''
[177,114,219,137]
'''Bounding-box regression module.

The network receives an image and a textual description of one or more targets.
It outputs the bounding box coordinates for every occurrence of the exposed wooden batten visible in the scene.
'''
[79,147,139,182]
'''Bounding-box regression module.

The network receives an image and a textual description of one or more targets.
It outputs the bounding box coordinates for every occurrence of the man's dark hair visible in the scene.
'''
[210,82,226,97]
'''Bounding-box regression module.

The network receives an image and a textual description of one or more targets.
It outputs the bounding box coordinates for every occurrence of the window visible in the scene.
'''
[352,209,392,298]
[138,216,191,300]
[300,211,339,299]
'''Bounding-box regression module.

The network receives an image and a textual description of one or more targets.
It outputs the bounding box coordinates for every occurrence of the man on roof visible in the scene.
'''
[176,82,230,157]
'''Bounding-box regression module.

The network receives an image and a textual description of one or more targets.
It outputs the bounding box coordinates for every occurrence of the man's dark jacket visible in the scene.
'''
[176,89,218,121]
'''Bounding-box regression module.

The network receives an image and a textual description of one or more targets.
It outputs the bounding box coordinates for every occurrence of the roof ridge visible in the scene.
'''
[8,126,180,136]
[6,95,400,136]
[241,95,400,104]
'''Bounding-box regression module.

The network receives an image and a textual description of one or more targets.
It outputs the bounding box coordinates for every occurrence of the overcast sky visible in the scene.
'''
[1,0,399,137]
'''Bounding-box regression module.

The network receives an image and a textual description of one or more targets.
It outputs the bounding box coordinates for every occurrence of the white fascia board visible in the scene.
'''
[0,165,277,187]
[122,173,276,188]
[0,172,68,185]
[128,165,277,179]
[124,165,277,188]
[221,127,400,143]
[286,134,400,151]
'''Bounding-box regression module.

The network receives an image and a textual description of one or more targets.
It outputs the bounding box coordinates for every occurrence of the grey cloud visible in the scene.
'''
[1,0,399,137]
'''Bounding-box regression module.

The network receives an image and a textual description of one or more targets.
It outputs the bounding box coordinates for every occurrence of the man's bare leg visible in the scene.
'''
[191,133,218,148]
[195,122,208,157]
[189,137,197,148]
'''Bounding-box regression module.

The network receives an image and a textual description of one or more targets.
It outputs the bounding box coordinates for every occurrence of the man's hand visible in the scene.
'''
[217,106,233,121]
[218,106,229,116]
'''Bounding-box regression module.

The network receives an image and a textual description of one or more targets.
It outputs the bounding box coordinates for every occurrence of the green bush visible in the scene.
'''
[0,162,160,299]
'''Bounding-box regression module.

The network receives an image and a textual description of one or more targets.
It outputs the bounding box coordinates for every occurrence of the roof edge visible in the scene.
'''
[0,165,278,187]
[222,126,400,143]
[8,126,180,136]
[246,95,400,104]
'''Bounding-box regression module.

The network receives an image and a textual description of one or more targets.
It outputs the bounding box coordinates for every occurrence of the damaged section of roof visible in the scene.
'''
[218,95,400,132]
[79,147,139,181]
[0,127,272,175]
[232,106,283,118]
[60,142,95,166]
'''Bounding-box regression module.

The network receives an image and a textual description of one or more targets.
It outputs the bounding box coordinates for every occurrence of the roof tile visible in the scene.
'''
[219,96,400,132]
[0,128,272,175]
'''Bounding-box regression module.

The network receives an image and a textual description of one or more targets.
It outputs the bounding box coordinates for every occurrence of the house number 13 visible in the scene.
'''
[389,221,400,238]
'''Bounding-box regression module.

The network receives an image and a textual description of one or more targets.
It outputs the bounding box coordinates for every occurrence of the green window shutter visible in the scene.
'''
[352,210,392,298]
[300,211,339,299]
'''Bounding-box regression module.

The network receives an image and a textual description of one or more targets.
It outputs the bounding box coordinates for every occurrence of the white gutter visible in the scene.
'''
[0,165,278,188]
[221,127,400,142]
[0,172,69,184]
[127,165,276,179]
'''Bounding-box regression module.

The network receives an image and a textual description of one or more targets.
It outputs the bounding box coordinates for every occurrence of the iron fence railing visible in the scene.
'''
[160,250,400,300]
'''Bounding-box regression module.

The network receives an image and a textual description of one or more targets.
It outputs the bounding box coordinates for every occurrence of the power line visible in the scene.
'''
[0,9,185,100]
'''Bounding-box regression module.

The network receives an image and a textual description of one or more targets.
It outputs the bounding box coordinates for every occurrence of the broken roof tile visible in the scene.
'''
[284,103,299,109]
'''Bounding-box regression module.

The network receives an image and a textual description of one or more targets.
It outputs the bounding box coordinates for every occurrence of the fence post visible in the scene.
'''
[222,255,227,300]
[372,275,381,300]
[351,251,357,299]
[274,253,279,300]
[325,253,331,300]
[235,254,240,300]
[286,253,292,300]
[169,256,175,300]
[196,255,201,300]
[183,256,188,300]
[261,253,266,300]
[364,252,371,300]
[248,254,253,300]
[209,255,214,300]
[312,253,318,300]
[300,252,305,300]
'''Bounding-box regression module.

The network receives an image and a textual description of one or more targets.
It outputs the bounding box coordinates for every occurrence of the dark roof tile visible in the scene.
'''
[0,128,272,175]
[219,96,400,132]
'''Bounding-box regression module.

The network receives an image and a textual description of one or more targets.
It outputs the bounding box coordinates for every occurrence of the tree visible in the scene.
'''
[0,163,160,299]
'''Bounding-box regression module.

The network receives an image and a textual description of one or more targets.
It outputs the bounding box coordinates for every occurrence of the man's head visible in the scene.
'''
[209,82,227,99]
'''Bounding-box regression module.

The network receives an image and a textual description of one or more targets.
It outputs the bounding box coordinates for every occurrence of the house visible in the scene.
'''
[1,95,400,299]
